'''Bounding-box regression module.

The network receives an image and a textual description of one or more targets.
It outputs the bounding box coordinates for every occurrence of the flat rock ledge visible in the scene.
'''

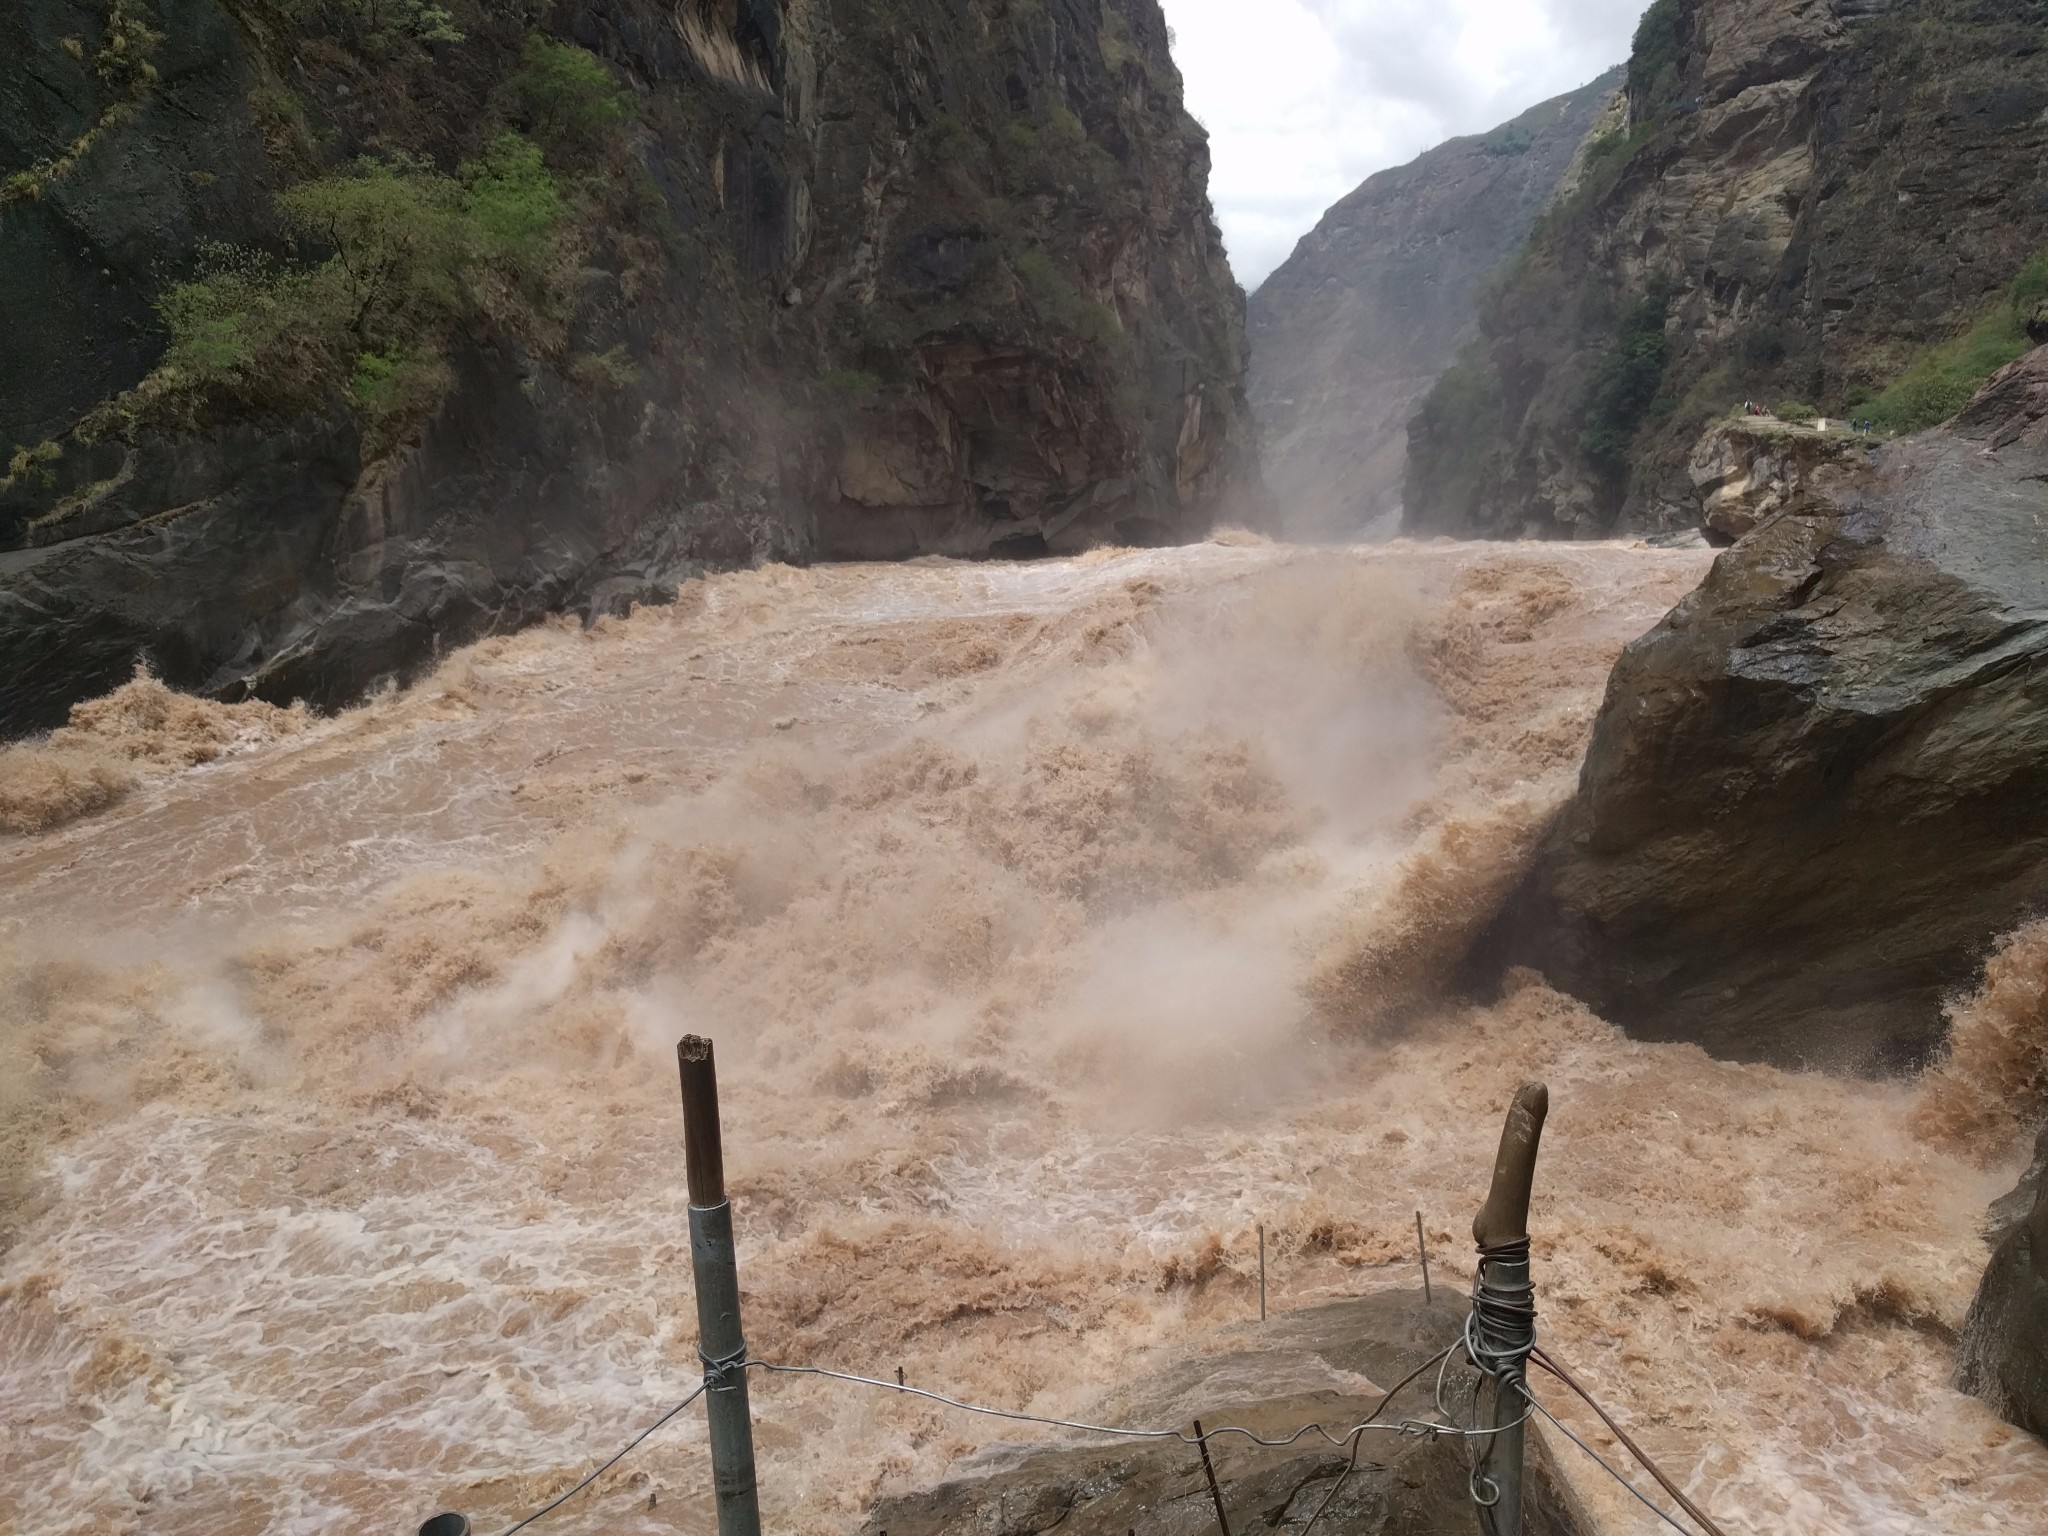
[862,1292,1591,1536]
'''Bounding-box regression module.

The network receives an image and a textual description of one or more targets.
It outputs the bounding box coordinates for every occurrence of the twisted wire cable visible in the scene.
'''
[482,1320,1711,1536]
[1296,1341,1463,1536]
[1531,1347,1729,1536]
[1513,1384,1703,1536]
[493,1383,708,1536]
[744,1356,1518,1447]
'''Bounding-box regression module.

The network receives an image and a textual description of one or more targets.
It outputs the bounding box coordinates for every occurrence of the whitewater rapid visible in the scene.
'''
[1,538,2042,1536]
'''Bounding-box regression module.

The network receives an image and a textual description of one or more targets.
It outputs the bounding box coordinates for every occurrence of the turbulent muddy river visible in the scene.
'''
[3,539,2044,1535]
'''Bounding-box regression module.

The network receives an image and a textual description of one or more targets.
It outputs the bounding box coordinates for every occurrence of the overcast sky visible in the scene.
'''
[1158,0,1647,290]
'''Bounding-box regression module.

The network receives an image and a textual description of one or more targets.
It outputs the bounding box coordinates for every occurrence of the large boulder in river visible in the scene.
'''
[863,1292,1590,1536]
[1959,1159,2048,1440]
[1469,347,2048,1072]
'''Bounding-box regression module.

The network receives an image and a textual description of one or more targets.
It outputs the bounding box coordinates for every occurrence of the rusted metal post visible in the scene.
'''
[1471,1083,1548,1536]
[1416,1211,1432,1307]
[1192,1420,1232,1536]
[679,1036,762,1536]
[1257,1225,1267,1322]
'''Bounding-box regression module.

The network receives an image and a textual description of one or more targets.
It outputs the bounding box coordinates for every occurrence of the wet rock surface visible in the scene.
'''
[1470,347,2048,1072]
[863,1293,1590,1536]
[1960,1160,2048,1441]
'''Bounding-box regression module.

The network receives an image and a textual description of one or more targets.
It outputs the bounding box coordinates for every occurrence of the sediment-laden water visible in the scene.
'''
[2,538,2043,1536]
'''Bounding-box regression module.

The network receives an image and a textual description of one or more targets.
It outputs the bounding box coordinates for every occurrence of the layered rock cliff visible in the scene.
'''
[1247,71,1620,540]
[1405,0,2048,539]
[1468,346,2048,1073]
[0,0,1255,734]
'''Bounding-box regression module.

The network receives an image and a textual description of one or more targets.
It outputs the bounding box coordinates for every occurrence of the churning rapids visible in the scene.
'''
[3,538,2046,1536]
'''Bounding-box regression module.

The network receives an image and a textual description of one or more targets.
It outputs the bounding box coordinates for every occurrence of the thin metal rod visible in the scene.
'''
[1416,1212,1431,1306]
[1257,1225,1267,1322]
[678,1036,761,1536]
[1193,1420,1232,1536]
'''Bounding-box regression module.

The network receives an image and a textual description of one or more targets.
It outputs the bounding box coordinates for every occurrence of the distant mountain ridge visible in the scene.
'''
[1246,70,1623,539]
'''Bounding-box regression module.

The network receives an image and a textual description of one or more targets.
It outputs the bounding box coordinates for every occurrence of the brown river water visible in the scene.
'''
[2,538,2044,1536]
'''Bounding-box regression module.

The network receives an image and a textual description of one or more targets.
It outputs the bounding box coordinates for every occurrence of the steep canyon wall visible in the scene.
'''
[0,0,1256,734]
[1248,71,1620,540]
[1405,0,2048,539]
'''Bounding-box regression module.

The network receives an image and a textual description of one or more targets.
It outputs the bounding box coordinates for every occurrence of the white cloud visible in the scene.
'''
[1158,0,1646,290]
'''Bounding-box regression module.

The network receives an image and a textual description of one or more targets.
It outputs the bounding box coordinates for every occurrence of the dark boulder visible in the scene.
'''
[1469,347,2048,1073]
[1959,1149,2048,1440]
[862,1292,1591,1536]
[1988,1121,2048,1247]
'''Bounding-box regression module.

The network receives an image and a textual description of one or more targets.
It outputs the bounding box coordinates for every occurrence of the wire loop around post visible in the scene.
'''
[1467,1237,1536,1382]
[700,1343,751,1392]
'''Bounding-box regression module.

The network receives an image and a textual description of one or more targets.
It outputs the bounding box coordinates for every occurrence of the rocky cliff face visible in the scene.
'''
[0,0,1255,734]
[1246,72,1619,540]
[1406,0,2048,539]
[1467,346,2048,1073]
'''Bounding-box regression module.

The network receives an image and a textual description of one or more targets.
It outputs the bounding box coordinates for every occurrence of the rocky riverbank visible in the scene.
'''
[1469,345,2048,1072]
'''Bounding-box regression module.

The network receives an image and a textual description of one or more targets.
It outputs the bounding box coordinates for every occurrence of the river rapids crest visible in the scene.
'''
[2,538,2044,1535]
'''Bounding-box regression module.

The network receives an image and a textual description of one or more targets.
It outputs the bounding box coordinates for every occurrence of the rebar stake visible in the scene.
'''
[1193,1420,1232,1536]
[1257,1225,1267,1322]
[1416,1211,1431,1307]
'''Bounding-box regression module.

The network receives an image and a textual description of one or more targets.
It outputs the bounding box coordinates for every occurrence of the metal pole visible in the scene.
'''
[678,1036,762,1536]
[1415,1211,1431,1307]
[1257,1225,1267,1322]
[1192,1420,1232,1536]
[1470,1083,1548,1536]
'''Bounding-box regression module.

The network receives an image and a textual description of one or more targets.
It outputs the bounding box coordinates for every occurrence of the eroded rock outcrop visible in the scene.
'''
[863,1292,1591,1536]
[0,0,1254,733]
[1685,416,1869,541]
[1467,347,2048,1072]
[1405,0,2048,539]
[1246,71,1619,540]
[1960,1162,2048,1441]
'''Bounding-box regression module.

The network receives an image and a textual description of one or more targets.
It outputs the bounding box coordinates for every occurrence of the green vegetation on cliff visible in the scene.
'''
[152,136,570,443]
[85,26,635,455]
[1576,279,1674,472]
[1865,252,2048,434]
[1626,0,1681,119]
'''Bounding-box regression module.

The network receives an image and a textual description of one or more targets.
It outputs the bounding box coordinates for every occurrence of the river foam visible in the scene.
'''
[2,539,2042,1535]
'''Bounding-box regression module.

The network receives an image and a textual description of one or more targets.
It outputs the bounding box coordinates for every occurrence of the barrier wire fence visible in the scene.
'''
[477,1323,1726,1536]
